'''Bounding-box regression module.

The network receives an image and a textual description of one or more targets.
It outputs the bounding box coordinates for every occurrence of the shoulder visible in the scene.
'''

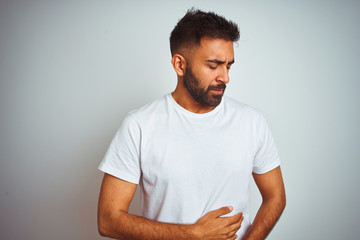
[126,94,169,125]
[223,95,263,119]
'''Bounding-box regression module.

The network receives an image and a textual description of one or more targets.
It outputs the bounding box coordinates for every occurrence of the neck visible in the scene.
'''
[171,85,216,114]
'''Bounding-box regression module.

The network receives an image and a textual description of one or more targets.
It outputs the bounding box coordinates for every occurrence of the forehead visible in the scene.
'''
[193,37,234,61]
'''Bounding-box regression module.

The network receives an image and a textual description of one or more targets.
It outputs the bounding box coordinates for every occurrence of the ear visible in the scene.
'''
[171,54,187,77]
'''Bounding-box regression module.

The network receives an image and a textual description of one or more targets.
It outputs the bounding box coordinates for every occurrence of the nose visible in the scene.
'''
[217,67,230,84]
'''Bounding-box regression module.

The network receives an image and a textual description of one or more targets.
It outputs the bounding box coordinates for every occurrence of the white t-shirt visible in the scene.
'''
[98,94,280,239]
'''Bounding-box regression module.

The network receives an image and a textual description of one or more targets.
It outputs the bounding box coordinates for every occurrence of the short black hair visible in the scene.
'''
[170,8,240,56]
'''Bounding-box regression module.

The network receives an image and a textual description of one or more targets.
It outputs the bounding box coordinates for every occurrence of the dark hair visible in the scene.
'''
[170,8,240,56]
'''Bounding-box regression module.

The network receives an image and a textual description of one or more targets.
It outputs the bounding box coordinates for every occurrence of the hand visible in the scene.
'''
[191,206,244,240]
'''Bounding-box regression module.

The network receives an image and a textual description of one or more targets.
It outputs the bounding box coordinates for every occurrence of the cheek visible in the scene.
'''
[198,68,216,85]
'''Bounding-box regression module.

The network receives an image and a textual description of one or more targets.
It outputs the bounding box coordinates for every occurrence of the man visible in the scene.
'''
[98,9,286,240]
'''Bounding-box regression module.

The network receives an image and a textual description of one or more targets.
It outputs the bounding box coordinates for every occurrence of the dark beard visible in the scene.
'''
[183,67,226,107]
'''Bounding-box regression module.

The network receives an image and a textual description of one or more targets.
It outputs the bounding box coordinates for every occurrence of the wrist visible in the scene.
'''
[185,223,202,240]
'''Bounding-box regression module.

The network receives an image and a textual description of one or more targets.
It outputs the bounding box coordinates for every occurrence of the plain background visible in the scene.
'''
[1,0,359,239]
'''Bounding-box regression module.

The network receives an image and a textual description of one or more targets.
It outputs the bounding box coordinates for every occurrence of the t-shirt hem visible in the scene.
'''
[98,164,139,184]
[252,159,281,174]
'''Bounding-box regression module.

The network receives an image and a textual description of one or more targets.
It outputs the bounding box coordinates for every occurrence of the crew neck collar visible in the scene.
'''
[167,93,224,119]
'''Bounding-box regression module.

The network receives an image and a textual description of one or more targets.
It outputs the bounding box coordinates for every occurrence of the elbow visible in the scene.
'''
[97,211,114,237]
[282,190,287,208]
[98,210,127,239]
[279,192,286,213]
[97,215,108,237]
[98,226,106,237]
[275,189,287,211]
[98,229,106,238]
[263,192,286,212]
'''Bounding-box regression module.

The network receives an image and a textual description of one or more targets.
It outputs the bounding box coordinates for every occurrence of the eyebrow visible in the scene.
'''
[206,59,235,65]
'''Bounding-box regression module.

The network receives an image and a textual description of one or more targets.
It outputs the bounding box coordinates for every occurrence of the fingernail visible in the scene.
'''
[228,206,233,211]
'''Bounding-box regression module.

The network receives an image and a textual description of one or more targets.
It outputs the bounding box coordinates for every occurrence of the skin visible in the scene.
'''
[242,167,286,240]
[98,37,286,240]
[171,37,234,113]
[98,174,243,240]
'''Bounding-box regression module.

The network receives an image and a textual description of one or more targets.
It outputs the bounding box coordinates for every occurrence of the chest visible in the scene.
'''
[140,117,257,187]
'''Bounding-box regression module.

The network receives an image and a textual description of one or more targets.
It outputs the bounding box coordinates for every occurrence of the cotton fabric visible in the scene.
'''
[98,94,280,238]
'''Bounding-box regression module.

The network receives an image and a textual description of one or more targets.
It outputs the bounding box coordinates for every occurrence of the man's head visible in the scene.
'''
[170,9,240,108]
[170,8,240,57]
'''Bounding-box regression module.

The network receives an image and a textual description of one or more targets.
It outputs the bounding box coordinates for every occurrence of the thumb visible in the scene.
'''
[209,206,233,218]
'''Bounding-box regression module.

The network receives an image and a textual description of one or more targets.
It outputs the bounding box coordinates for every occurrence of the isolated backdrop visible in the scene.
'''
[1,0,359,239]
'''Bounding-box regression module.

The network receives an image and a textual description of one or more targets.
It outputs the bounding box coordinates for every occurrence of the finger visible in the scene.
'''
[228,222,241,234]
[227,228,239,238]
[226,234,238,240]
[233,213,244,224]
[227,215,244,234]
[233,211,243,221]
[207,206,233,218]
[223,211,243,224]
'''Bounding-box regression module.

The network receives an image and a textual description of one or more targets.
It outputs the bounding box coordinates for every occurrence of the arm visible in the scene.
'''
[242,166,286,240]
[98,173,244,240]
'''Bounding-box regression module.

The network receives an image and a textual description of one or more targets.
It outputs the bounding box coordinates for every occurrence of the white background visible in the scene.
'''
[1,0,359,239]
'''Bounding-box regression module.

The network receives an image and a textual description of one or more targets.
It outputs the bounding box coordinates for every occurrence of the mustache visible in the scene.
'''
[208,83,226,91]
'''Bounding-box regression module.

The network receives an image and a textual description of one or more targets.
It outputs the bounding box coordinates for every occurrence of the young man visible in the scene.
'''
[98,9,286,240]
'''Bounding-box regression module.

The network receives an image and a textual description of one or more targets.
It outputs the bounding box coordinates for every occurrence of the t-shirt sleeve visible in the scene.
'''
[252,113,281,174]
[98,113,141,184]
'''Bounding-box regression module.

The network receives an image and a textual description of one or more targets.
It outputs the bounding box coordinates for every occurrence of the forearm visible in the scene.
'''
[98,210,195,240]
[242,197,286,240]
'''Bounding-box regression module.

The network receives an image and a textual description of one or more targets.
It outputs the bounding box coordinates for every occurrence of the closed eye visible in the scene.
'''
[208,65,217,70]
[206,59,234,70]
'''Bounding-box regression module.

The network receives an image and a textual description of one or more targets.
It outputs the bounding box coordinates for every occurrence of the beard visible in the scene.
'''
[183,66,226,107]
